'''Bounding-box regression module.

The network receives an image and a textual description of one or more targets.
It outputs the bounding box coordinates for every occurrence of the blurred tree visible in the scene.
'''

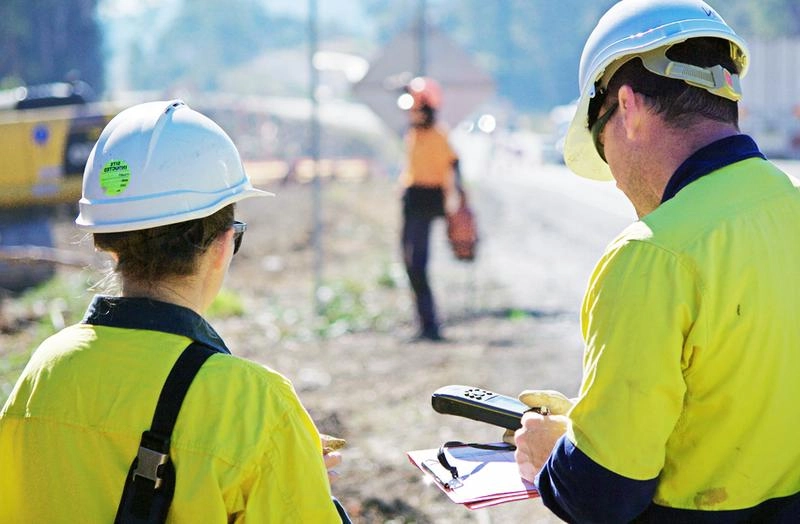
[113,0,800,111]
[718,0,800,38]
[0,0,103,91]
[128,0,305,91]
[358,0,800,114]
[443,0,615,112]
[361,0,417,44]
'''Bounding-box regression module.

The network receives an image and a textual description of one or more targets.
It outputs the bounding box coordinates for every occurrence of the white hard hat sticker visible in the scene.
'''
[100,160,131,196]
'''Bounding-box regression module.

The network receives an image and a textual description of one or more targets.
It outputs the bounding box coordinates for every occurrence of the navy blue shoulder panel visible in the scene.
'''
[661,134,764,204]
[538,436,800,523]
[536,436,658,522]
[82,295,231,354]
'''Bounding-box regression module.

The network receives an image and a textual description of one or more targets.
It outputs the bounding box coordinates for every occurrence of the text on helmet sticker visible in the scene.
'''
[100,159,131,196]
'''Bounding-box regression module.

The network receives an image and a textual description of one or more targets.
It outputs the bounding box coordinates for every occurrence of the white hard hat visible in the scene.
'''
[76,100,272,233]
[563,0,749,181]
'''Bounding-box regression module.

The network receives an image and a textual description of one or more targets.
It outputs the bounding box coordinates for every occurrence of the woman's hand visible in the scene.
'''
[320,434,346,483]
[323,451,342,483]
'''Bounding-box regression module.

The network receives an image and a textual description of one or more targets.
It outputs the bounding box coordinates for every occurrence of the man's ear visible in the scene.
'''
[616,84,643,139]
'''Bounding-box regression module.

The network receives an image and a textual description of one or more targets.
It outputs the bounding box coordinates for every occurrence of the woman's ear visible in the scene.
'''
[210,229,234,271]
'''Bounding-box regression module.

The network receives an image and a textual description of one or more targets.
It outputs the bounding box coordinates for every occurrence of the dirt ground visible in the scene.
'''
[2,172,578,523]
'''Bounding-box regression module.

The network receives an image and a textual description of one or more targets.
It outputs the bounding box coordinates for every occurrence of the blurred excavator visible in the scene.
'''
[0,82,118,292]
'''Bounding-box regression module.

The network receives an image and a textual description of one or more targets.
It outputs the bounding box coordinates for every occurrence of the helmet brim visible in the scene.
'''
[563,94,614,181]
[564,31,749,182]
[76,184,273,233]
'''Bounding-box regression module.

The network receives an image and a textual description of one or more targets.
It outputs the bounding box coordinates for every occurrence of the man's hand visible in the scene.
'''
[499,389,573,482]
[514,412,568,482]
[502,389,574,445]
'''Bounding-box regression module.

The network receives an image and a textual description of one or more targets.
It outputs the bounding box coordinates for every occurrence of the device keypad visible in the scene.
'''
[464,388,494,400]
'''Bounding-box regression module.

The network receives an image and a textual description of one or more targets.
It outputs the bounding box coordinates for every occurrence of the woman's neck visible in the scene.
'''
[122,278,203,314]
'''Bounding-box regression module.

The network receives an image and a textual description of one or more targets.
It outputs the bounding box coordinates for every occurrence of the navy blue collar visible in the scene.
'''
[661,134,765,204]
[82,295,231,354]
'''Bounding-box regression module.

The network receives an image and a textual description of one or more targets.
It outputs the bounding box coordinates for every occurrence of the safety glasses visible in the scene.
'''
[590,101,618,163]
[232,221,246,255]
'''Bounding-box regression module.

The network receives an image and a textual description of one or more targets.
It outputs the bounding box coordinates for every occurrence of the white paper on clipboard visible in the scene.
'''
[407,443,539,508]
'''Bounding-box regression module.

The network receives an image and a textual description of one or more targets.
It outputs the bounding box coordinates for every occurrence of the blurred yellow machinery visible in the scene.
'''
[0,84,118,208]
[0,83,118,292]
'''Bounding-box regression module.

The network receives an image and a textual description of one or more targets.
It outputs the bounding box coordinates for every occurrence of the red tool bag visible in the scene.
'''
[446,189,478,261]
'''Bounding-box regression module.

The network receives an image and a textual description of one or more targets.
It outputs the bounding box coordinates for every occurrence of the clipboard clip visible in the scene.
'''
[438,441,515,480]
[420,441,516,491]
[420,459,464,490]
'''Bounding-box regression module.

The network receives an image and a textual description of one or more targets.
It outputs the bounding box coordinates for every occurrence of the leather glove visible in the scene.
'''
[502,390,574,445]
[321,434,346,483]
[320,434,346,454]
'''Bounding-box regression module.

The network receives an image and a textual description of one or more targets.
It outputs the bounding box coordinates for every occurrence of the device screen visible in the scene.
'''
[485,394,525,412]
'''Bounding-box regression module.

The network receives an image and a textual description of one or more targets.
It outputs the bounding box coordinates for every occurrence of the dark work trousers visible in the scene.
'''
[402,212,439,336]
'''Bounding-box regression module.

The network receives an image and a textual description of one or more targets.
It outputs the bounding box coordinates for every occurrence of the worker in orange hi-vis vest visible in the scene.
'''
[397,76,462,342]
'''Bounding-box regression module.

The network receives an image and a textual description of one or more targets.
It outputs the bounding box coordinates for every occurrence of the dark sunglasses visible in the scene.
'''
[232,221,246,255]
[590,101,618,163]
[587,84,608,130]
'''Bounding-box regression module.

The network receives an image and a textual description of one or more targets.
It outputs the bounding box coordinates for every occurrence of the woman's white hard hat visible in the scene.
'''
[76,100,272,233]
[563,0,749,181]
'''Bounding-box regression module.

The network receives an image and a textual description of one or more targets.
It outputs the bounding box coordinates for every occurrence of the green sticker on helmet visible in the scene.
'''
[100,160,131,195]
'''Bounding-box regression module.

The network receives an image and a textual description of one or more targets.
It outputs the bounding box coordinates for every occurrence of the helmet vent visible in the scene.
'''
[164,100,185,115]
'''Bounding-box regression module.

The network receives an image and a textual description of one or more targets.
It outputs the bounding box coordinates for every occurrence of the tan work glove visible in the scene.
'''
[321,434,346,483]
[321,433,346,454]
[502,390,574,445]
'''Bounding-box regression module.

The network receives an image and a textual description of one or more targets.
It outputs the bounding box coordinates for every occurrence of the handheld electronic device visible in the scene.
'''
[431,384,540,430]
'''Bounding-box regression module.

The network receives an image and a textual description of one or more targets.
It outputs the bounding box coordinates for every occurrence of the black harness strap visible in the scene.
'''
[115,342,216,524]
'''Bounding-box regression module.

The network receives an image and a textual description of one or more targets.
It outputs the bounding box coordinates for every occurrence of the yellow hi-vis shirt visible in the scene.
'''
[0,296,340,523]
[567,158,800,510]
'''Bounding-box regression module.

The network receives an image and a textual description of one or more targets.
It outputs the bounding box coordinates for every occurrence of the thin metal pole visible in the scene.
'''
[417,0,427,76]
[309,0,323,316]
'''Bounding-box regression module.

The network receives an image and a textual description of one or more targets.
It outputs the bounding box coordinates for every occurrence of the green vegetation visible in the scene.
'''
[507,308,529,321]
[0,272,94,400]
[207,288,246,318]
[376,260,406,289]
[0,274,246,402]
[1,268,403,402]
[0,347,31,401]
[315,279,385,337]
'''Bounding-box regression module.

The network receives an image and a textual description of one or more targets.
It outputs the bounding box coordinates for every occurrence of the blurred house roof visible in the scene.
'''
[353,26,495,136]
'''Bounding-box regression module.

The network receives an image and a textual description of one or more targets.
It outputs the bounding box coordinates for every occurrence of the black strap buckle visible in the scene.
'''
[115,343,216,524]
[132,431,170,489]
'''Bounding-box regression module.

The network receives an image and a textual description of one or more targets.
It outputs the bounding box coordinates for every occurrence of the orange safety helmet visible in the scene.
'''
[406,76,442,110]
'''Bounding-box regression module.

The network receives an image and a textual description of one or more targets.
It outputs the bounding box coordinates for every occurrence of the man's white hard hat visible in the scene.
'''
[76,100,272,233]
[563,0,749,181]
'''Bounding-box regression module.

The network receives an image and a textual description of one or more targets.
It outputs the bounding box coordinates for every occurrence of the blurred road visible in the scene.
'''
[453,130,635,313]
[455,130,800,315]
[439,130,800,403]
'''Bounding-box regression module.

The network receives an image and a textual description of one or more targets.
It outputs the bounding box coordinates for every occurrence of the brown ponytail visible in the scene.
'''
[93,205,234,283]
